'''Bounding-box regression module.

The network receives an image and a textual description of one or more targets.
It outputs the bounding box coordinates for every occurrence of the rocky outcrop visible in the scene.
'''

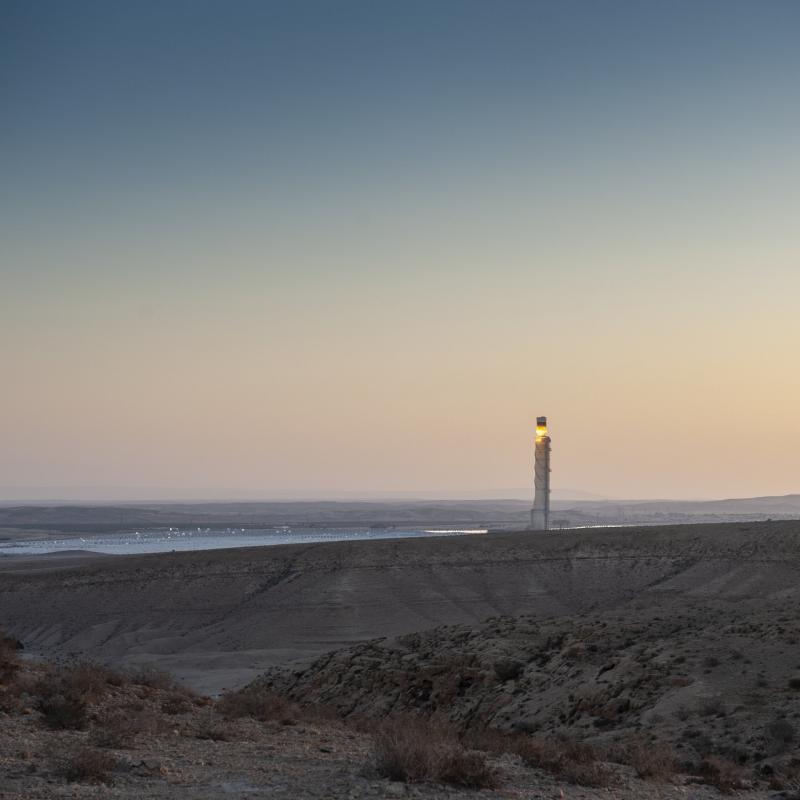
[255,603,800,773]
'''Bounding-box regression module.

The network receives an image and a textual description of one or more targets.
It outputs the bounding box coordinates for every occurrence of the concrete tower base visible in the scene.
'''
[530,508,548,531]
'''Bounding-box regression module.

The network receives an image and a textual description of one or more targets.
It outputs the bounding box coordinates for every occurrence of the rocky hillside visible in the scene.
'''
[0,634,789,798]
[256,603,800,787]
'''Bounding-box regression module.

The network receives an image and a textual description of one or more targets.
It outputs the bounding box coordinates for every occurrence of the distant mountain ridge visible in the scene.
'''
[0,493,798,534]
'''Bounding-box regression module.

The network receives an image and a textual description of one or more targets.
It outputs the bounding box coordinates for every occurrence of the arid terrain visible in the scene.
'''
[2,495,799,538]
[3,521,800,797]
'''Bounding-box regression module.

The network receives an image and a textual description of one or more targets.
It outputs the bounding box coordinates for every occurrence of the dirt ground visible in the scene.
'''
[0,658,784,799]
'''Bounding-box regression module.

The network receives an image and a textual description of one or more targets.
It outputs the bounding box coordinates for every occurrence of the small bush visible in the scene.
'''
[0,632,21,683]
[768,760,800,791]
[493,659,524,681]
[371,716,497,789]
[625,738,676,781]
[194,709,231,741]
[65,749,117,784]
[372,723,429,782]
[765,718,795,755]
[36,661,119,707]
[90,707,163,748]
[162,692,194,715]
[65,662,122,702]
[788,677,800,691]
[218,686,298,724]
[35,662,122,730]
[698,696,726,717]
[129,667,176,691]
[700,755,744,794]
[434,748,498,789]
[515,736,611,787]
[0,687,25,713]
[39,693,88,730]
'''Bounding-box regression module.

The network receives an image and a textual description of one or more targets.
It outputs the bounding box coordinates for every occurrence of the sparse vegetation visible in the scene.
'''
[698,695,727,717]
[514,735,612,787]
[39,691,89,730]
[625,737,676,781]
[65,748,117,784]
[35,662,121,730]
[764,717,795,754]
[493,658,523,681]
[129,666,176,691]
[90,706,163,748]
[699,755,744,794]
[218,685,299,724]
[194,708,232,741]
[161,691,195,715]
[0,630,21,683]
[370,716,497,789]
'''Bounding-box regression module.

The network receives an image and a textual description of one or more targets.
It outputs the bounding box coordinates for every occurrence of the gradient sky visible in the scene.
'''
[2,0,799,500]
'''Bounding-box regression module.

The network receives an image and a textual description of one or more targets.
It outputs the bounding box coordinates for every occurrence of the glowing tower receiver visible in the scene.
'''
[531,416,551,530]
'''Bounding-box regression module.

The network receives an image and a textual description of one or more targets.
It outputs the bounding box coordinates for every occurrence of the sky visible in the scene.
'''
[2,0,799,501]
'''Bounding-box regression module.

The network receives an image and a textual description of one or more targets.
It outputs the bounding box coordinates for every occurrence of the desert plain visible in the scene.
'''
[2,519,800,798]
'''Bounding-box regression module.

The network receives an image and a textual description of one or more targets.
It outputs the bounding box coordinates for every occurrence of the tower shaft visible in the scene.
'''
[531,416,551,530]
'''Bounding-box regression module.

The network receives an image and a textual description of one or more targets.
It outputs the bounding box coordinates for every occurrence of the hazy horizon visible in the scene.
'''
[3,1,799,501]
[3,484,798,506]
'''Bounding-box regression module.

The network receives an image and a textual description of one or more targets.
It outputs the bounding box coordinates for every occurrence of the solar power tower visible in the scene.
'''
[531,416,551,530]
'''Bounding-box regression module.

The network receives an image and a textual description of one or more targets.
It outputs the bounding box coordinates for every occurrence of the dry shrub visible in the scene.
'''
[768,760,800,792]
[0,638,29,713]
[765,718,795,755]
[37,661,118,700]
[161,692,194,715]
[39,692,89,730]
[90,707,163,748]
[65,749,117,784]
[128,667,176,691]
[35,662,116,730]
[371,716,497,789]
[700,755,744,794]
[35,661,134,729]
[625,737,677,781]
[194,709,232,741]
[435,749,498,789]
[218,686,299,724]
[0,687,25,713]
[0,631,21,683]
[493,659,524,681]
[698,695,727,717]
[515,736,611,787]
[64,662,124,702]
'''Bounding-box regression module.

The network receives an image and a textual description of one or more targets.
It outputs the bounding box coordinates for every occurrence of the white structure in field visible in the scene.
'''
[530,416,551,530]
